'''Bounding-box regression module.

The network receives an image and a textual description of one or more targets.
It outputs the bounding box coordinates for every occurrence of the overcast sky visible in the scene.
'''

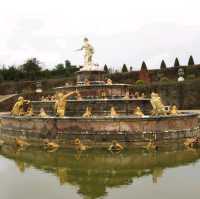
[1,0,200,70]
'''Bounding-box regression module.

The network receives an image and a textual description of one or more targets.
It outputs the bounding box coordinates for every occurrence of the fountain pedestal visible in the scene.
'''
[76,70,106,85]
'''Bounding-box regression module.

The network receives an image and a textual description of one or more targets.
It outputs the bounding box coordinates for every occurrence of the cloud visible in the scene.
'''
[1,0,200,69]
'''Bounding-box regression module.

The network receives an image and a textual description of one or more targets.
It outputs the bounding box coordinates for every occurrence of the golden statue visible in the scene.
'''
[108,140,124,152]
[44,139,60,152]
[133,106,144,116]
[123,91,130,100]
[150,92,166,116]
[110,106,119,116]
[84,79,90,86]
[101,91,107,99]
[38,108,49,117]
[76,92,83,101]
[169,105,179,115]
[11,97,29,116]
[82,107,92,118]
[74,138,87,151]
[106,78,113,85]
[138,93,145,99]
[25,105,34,116]
[55,91,79,117]
[15,137,30,148]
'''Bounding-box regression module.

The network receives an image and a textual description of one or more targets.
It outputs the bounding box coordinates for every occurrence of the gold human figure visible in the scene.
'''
[82,107,92,118]
[123,91,130,100]
[55,91,79,117]
[38,108,49,117]
[11,97,30,116]
[110,106,119,116]
[133,106,144,116]
[106,78,113,85]
[169,105,179,115]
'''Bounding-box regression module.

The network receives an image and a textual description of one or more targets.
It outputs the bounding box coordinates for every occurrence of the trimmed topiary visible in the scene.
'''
[174,57,180,67]
[160,77,169,82]
[136,79,145,85]
[187,74,196,80]
[188,56,195,66]
[160,60,167,70]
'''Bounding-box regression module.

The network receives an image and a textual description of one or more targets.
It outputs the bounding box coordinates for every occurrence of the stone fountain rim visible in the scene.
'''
[0,112,198,121]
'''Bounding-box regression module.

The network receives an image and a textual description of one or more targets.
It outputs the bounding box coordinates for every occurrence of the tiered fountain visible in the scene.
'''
[0,38,199,148]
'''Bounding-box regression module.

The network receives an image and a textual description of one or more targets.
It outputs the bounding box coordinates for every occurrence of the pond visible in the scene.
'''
[0,146,200,199]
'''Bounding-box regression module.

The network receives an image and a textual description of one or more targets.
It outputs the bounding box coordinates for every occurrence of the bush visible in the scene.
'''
[160,77,169,82]
[187,74,196,80]
[136,80,145,85]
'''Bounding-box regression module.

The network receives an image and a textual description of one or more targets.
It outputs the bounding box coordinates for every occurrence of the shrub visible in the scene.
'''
[174,57,180,67]
[160,77,169,82]
[187,74,196,80]
[160,60,167,70]
[188,56,195,66]
[136,80,145,85]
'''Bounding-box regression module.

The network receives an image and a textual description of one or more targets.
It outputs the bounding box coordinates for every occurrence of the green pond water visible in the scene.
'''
[0,146,200,199]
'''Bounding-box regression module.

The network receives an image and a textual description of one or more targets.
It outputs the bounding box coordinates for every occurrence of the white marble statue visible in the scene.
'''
[77,38,95,70]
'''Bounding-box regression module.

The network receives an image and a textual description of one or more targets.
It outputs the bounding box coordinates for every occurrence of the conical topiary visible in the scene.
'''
[188,55,194,66]
[104,64,109,73]
[160,60,167,70]
[174,57,180,67]
[122,64,128,73]
[141,61,147,70]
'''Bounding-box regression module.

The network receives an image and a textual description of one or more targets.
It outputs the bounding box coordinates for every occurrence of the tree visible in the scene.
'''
[160,60,167,70]
[174,57,180,67]
[104,64,109,73]
[188,55,195,66]
[141,61,147,70]
[64,60,78,76]
[65,60,71,68]
[20,58,42,80]
[139,61,150,84]
[122,64,128,73]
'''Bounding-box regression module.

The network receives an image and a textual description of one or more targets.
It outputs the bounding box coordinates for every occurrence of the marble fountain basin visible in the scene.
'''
[0,112,199,148]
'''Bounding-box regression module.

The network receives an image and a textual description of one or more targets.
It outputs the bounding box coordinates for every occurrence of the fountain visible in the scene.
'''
[0,38,199,148]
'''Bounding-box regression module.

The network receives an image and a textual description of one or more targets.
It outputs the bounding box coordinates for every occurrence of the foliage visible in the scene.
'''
[188,56,195,66]
[187,74,196,80]
[135,79,145,85]
[160,60,167,70]
[122,64,128,72]
[160,77,169,82]
[141,61,147,70]
[174,57,180,67]
[104,64,109,73]
[0,58,79,81]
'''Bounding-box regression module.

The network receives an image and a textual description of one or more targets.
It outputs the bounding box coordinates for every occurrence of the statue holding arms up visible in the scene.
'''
[55,90,79,117]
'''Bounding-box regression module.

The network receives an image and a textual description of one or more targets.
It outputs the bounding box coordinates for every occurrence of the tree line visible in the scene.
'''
[0,55,196,81]
[0,58,79,81]
[105,55,196,73]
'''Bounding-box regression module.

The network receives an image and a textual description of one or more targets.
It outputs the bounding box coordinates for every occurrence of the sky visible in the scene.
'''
[0,0,200,70]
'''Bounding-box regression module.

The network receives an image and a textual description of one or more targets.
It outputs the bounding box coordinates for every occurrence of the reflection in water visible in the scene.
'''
[0,146,200,199]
